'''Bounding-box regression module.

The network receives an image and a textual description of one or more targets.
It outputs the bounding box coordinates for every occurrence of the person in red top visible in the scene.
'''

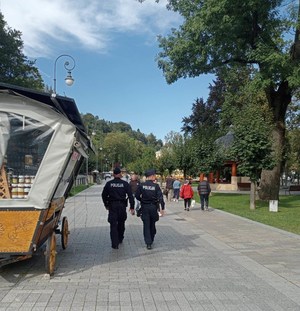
[180,180,194,211]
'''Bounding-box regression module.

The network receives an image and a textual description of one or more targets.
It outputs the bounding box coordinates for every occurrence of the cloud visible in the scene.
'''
[1,0,180,58]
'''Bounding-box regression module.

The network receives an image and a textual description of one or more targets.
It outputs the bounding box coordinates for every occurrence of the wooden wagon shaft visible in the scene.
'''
[0,165,11,199]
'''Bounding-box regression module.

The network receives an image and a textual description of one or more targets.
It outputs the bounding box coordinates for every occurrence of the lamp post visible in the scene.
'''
[104,157,108,171]
[96,150,99,172]
[53,54,76,94]
[91,131,98,172]
[85,128,94,186]
[99,147,103,173]
[86,156,89,186]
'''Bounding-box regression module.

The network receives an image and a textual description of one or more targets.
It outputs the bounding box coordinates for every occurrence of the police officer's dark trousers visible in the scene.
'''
[108,202,127,248]
[141,203,159,245]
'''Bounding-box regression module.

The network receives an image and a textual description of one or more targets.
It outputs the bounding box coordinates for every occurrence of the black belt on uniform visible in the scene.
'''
[141,201,157,205]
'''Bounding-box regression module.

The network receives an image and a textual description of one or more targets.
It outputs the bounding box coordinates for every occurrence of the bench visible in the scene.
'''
[237,182,251,191]
[285,185,300,195]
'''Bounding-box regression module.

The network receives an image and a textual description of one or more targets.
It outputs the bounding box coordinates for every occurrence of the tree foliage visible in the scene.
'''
[231,102,275,183]
[81,113,162,174]
[82,113,163,145]
[0,13,44,89]
[284,97,300,175]
[146,0,300,199]
[285,128,300,174]
[156,0,298,85]
[190,131,224,176]
[163,131,193,177]
[181,97,222,135]
[180,73,227,177]
[127,145,156,175]
[155,145,177,176]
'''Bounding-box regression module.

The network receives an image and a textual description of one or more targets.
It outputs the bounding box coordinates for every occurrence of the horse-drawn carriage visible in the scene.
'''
[0,83,91,275]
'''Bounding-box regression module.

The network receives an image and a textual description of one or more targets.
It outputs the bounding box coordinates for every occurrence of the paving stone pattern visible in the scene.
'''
[0,184,300,310]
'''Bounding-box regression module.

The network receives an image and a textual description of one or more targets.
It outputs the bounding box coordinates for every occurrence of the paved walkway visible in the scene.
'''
[0,184,300,311]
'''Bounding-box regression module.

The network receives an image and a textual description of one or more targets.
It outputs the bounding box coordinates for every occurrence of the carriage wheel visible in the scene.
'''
[61,216,70,250]
[45,232,56,276]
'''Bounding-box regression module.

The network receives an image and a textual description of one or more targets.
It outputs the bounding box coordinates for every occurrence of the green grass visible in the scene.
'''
[70,183,300,235]
[207,193,300,235]
[69,184,91,196]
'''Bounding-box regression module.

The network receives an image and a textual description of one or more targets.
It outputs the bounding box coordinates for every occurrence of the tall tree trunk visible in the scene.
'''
[259,125,285,200]
[259,82,291,200]
[260,3,300,200]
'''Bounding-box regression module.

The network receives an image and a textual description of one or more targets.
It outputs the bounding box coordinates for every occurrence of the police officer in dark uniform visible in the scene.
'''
[135,169,165,250]
[101,167,135,249]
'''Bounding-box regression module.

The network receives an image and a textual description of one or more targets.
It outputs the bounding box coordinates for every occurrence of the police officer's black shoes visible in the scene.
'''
[112,245,118,249]
[136,208,142,217]
[146,244,152,250]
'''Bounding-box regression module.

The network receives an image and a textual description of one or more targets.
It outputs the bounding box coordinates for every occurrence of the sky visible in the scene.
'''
[1,0,214,141]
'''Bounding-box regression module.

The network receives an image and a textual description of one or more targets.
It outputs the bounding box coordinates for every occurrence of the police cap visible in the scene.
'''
[113,167,121,174]
[145,169,156,177]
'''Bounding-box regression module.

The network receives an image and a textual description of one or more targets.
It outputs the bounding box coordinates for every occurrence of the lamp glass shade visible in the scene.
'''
[65,75,74,86]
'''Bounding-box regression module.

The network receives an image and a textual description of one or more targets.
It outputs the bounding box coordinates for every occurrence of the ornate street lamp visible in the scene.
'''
[53,54,76,94]
[91,131,99,172]
[99,147,103,173]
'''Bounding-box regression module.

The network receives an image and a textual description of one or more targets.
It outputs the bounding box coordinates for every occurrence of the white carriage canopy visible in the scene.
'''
[0,83,91,210]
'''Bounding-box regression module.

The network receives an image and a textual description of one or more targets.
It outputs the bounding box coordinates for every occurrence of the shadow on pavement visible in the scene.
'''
[0,223,202,284]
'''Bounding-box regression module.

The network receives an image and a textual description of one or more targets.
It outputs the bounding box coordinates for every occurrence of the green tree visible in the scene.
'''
[287,97,300,177]
[164,131,195,178]
[146,0,300,200]
[277,97,300,184]
[180,74,227,178]
[110,122,132,133]
[79,112,162,175]
[0,13,44,89]
[182,75,224,135]
[231,101,275,209]
[130,129,148,144]
[285,128,300,180]
[128,146,156,175]
[146,133,163,149]
[103,132,137,168]
[190,131,224,177]
[155,145,177,176]
[182,98,212,134]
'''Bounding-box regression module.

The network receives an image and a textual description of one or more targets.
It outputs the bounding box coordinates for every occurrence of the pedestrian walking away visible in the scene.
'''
[165,174,174,202]
[180,179,194,211]
[129,173,141,215]
[197,176,211,210]
[135,169,165,250]
[172,177,181,202]
[101,167,135,249]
